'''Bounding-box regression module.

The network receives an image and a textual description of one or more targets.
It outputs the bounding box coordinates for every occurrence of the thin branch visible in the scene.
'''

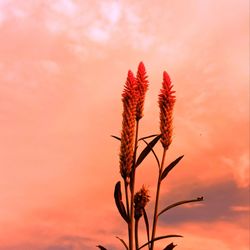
[150,148,167,250]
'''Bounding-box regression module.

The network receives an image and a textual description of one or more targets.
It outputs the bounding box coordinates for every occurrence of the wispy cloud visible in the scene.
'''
[0,235,93,250]
[0,0,248,249]
[158,179,249,225]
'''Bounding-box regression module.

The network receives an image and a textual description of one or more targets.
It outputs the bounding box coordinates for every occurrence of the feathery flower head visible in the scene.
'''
[120,70,138,180]
[122,70,137,98]
[136,62,149,120]
[134,185,150,220]
[158,71,176,149]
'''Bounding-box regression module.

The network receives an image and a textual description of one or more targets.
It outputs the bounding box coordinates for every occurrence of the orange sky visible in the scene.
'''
[0,0,249,249]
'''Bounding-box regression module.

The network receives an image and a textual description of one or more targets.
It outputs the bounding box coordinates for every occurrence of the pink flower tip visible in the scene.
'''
[127,70,136,85]
[128,70,134,77]
[138,61,145,71]
[127,70,137,86]
[163,71,171,85]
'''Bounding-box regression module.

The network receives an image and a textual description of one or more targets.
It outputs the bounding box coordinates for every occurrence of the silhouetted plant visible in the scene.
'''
[98,62,203,250]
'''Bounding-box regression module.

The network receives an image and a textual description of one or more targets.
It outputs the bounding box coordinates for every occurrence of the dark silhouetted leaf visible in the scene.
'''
[138,134,159,141]
[142,139,160,168]
[138,235,182,250]
[114,181,129,223]
[111,135,121,141]
[136,134,161,167]
[161,155,184,181]
[158,197,204,217]
[142,208,150,245]
[97,245,108,250]
[116,236,129,250]
[163,242,177,250]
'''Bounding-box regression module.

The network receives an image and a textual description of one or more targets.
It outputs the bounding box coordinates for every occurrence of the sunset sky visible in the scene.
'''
[0,0,249,249]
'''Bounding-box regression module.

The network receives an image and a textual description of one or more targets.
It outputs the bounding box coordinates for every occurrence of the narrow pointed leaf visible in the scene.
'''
[111,135,121,141]
[163,242,177,250]
[116,236,129,250]
[161,155,184,181]
[158,197,204,217]
[97,245,108,250]
[142,139,160,168]
[142,208,150,246]
[114,181,129,223]
[138,134,159,141]
[136,134,161,167]
[138,235,183,250]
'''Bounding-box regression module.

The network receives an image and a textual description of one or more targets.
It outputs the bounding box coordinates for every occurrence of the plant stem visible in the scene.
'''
[129,120,140,250]
[150,148,167,250]
[135,219,139,250]
[124,180,131,247]
[125,182,130,217]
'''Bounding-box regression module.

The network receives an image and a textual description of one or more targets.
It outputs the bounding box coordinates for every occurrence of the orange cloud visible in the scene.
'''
[0,0,248,249]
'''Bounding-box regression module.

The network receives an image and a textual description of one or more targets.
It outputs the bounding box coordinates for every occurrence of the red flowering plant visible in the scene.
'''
[98,62,203,250]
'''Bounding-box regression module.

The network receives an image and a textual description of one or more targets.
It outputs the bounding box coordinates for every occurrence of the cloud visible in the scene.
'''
[50,0,77,17]
[221,153,249,188]
[0,235,94,250]
[100,1,122,25]
[86,22,111,43]
[158,179,249,225]
[0,0,248,249]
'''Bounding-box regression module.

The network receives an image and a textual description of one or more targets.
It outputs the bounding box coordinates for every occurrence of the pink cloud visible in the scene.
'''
[0,0,248,249]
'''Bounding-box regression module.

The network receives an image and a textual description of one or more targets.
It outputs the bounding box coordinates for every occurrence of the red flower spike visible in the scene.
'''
[120,70,138,179]
[158,71,176,150]
[136,62,149,120]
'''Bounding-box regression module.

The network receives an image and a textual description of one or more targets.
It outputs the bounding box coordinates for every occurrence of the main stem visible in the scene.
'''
[124,181,130,247]
[135,219,139,250]
[129,120,140,250]
[150,148,167,250]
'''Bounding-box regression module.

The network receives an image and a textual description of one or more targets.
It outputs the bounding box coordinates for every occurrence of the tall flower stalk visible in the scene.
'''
[98,63,203,250]
[129,62,149,250]
[120,70,138,181]
[120,70,138,250]
[150,71,176,250]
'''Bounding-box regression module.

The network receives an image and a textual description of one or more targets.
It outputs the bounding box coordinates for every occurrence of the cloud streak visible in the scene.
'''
[0,0,248,249]
[158,179,249,225]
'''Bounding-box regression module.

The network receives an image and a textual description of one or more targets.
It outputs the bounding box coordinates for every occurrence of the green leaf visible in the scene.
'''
[158,197,204,217]
[142,139,160,168]
[111,135,121,141]
[114,181,129,223]
[163,242,177,250]
[96,245,108,250]
[116,236,129,250]
[161,155,184,181]
[136,134,161,167]
[138,134,159,141]
[142,208,150,246]
[138,235,183,250]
